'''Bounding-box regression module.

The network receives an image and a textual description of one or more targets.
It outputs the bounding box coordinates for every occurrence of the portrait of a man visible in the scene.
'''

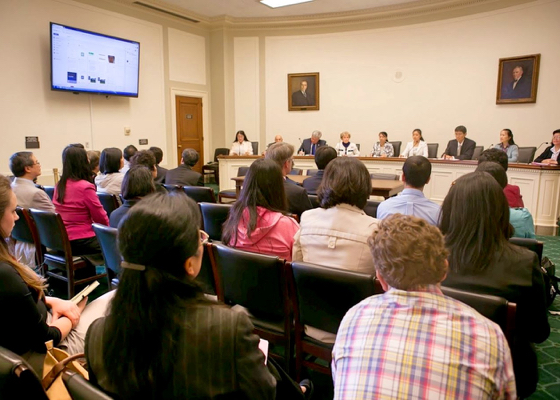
[288,73,320,111]
[496,54,540,104]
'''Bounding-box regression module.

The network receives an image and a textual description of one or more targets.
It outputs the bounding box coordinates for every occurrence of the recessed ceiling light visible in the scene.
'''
[260,0,314,9]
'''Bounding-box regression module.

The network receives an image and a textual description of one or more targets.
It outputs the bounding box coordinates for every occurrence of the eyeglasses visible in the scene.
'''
[200,230,209,245]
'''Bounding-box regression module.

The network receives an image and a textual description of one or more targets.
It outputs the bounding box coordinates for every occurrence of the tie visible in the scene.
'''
[311,144,316,155]
[303,92,307,98]
[457,143,461,156]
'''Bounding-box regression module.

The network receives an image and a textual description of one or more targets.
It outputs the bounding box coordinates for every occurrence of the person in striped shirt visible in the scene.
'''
[332,214,516,400]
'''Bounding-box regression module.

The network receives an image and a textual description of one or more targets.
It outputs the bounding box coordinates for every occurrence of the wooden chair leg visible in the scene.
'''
[68,267,76,298]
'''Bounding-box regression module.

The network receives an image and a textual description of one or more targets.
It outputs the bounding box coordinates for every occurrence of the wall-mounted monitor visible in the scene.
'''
[50,22,140,97]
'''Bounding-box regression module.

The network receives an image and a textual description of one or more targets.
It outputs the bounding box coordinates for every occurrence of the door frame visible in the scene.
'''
[170,88,211,169]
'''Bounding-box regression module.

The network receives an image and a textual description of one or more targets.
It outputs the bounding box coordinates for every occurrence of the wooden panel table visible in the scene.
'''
[231,175,404,199]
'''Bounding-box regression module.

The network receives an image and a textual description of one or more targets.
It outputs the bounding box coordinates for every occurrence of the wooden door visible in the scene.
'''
[175,96,203,172]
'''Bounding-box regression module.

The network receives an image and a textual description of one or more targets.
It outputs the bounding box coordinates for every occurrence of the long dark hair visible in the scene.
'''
[102,192,209,397]
[222,158,287,246]
[56,145,93,203]
[440,172,513,273]
[502,129,516,146]
[99,148,122,174]
[233,130,249,142]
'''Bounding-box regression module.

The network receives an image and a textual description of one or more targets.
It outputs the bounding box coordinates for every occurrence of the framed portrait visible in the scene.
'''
[496,54,540,104]
[288,72,319,111]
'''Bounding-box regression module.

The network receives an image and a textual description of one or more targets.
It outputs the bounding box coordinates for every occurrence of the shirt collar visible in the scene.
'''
[387,284,443,295]
[13,177,35,186]
[400,188,425,197]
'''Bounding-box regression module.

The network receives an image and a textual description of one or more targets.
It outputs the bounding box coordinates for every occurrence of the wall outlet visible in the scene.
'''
[85,141,90,149]
[124,127,131,136]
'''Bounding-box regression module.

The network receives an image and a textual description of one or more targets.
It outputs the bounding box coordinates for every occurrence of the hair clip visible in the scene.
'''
[121,261,146,271]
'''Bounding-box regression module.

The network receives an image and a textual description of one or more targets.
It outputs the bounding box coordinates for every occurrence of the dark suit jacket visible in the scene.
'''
[291,90,315,106]
[86,304,276,399]
[284,179,312,218]
[302,170,324,195]
[534,145,555,163]
[109,199,139,228]
[442,137,476,160]
[298,139,327,155]
[443,245,550,397]
[165,164,204,187]
[155,165,168,184]
[502,76,532,99]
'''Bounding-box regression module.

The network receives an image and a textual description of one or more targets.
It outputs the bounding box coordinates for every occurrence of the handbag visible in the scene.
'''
[41,340,89,400]
[540,256,559,308]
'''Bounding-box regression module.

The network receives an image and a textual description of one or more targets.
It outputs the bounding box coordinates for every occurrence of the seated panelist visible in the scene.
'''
[298,130,326,156]
[442,125,476,160]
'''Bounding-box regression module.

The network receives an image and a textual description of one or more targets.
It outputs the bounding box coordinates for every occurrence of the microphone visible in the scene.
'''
[487,143,494,150]
[536,141,549,152]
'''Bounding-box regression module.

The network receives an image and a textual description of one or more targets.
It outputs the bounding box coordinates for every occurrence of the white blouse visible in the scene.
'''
[335,142,360,157]
[230,141,253,156]
[401,141,428,158]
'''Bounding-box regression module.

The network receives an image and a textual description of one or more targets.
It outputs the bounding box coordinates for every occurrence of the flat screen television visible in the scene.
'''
[50,22,140,97]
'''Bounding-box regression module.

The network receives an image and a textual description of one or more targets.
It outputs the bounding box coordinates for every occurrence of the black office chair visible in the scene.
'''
[218,167,250,203]
[517,147,537,163]
[202,148,230,185]
[306,169,319,176]
[308,195,320,209]
[363,200,380,218]
[96,193,120,218]
[11,207,43,271]
[43,186,55,201]
[509,237,543,263]
[62,370,114,400]
[390,141,401,156]
[163,184,182,192]
[288,261,382,380]
[92,224,121,288]
[472,146,484,160]
[182,186,217,203]
[0,346,48,399]
[427,143,439,159]
[199,202,232,241]
[251,142,259,155]
[370,173,399,180]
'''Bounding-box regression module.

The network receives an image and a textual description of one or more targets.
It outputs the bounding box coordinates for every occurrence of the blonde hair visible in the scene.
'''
[368,214,448,290]
[340,131,351,139]
[0,175,46,297]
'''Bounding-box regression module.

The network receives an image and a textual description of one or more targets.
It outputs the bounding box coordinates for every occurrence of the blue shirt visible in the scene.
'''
[510,207,536,238]
[376,188,441,226]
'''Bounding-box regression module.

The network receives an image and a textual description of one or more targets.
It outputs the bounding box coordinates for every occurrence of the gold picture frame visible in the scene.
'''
[496,54,540,104]
[288,72,319,111]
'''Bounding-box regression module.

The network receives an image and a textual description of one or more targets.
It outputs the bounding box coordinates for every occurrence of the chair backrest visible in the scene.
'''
[427,143,439,159]
[370,173,399,180]
[306,169,319,176]
[237,167,249,177]
[289,261,380,334]
[288,169,303,175]
[308,195,320,209]
[29,209,70,254]
[198,243,217,295]
[43,186,55,201]
[163,184,182,192]
[182,186,216,203]
[210,243,286,320]
[0,346,48,399]
[441,286,516,346]
[199,202,232,241]
[62,370,114,400]
[12,208,43,267]
[251,142,259,155]
[363,200,380,218]
[472,146,484,160]
[213,148,230,162]
[390,141,401,156]
[92,224,121,275]
[96,192,119,218]
[517,147,537,163]
[509,237,543,263]
[355,143,360,151]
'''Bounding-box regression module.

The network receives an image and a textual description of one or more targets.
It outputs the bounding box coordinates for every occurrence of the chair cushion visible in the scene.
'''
[44,251,83,264]
[231,305,285,334]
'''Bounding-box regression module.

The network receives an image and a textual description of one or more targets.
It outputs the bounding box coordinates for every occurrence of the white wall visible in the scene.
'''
[260,0,560,154]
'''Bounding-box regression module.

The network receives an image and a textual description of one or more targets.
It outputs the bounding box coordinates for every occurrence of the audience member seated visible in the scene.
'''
[298,130,327,156]
[9,151,54,268]
[302,146,337,195]
[377,156,440,225]
[149,146,168,184]
[130,150,167,194]
[264,134,283,154]
[494,128,519,162]
[293,157,378,272]
[476,162,536,239]
[120,144,137,174]
[87,150,101,181]
[534,129,560,165]
[371,131,394,157]
[230,130,253,156]
[222,159,299,260]
[85,192,279,399]
[478,148,524,207]
[266,142,312,218]
[332,214,516,399]
[335,131,360,157]
[109,166,155,228]
[442,125,476,160]
[54,145,109,255]
[95,148,124,196]
[440,171,550,397]
[0,175,113,374]
[400,128,428,158]
[165,148,204,187]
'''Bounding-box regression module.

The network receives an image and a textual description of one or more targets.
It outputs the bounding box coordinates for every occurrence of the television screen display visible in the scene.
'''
[50,22,140,97]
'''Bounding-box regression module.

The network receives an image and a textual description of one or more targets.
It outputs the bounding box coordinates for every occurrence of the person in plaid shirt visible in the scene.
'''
[332,214,516,399]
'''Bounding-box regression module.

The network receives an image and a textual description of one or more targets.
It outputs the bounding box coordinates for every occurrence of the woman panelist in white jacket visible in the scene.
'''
[401,128,429,158]
[335,131,360,157]
[230,130,253,156]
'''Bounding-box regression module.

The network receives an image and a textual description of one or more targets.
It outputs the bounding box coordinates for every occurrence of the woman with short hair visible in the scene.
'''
[95,147,125,195]
[335,131,360,157]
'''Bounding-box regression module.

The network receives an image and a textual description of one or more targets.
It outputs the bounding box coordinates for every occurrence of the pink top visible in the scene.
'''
[229,207,299,261]
[54,179,109,241]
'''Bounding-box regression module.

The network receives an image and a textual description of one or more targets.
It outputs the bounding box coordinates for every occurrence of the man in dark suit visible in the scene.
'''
[266,142,312,218]
[502,65,532,99]
[442,125,476,160]
[298,130,327,156]
[165,148,204,187]
[292,80,315,106]
[303,146,337,195]
[149,146,168,184]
